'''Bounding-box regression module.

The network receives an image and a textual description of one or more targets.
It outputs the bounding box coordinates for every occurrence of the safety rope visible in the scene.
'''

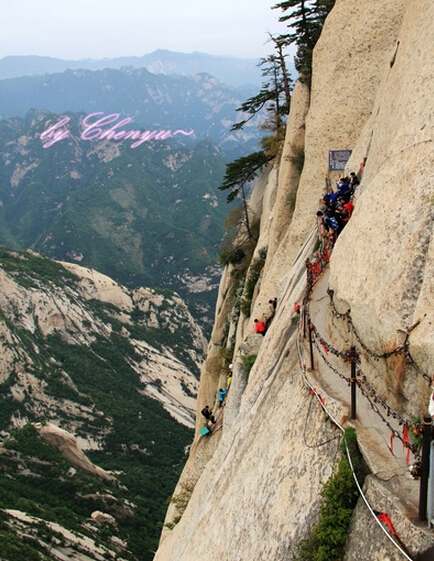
[344,441,414,561]
[303,391,341,449]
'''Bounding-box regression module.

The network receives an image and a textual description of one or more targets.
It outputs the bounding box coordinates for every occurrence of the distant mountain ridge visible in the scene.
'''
[0,50,264,88]
[0,110,231,330]
[0,66,261,159]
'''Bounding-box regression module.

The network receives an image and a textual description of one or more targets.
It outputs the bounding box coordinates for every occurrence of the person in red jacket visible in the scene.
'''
[254,318,266,336]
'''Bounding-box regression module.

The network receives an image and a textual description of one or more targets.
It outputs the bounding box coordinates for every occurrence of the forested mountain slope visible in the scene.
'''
[0,111,229,329]
[0,247,205,560]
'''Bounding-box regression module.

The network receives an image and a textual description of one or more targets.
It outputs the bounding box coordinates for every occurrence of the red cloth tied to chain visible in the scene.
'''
[389,432,395,455]
[378,513,398,536]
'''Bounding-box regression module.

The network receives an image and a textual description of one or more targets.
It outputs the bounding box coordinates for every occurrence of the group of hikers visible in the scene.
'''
[201,365,233,428]
[200,171,361,434]
[201,297,279,430]
[316,172,359,240]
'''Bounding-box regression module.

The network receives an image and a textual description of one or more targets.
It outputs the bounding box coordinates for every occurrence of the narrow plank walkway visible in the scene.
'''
[305,266,420,518]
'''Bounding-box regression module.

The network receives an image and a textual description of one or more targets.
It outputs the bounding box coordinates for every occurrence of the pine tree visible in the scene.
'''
[231,34,292,137]
[273,0,336,84]
[218,151,272,240]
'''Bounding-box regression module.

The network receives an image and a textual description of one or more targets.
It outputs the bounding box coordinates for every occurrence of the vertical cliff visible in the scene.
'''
[154,0,434,559]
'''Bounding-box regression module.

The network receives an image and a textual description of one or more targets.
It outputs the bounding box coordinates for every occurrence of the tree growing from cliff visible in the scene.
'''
[218,151,272,241]
[219,37,290,252]
[232,34,292,148]
[272,0,336,84]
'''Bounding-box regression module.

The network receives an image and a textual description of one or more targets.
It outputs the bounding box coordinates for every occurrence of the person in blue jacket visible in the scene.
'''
[218,387,228,406]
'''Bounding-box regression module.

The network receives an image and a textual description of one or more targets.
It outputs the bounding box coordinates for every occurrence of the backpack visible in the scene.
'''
[326,216,339,230]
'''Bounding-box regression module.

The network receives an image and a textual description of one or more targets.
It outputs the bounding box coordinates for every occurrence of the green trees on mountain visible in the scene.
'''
[272,0,336,84]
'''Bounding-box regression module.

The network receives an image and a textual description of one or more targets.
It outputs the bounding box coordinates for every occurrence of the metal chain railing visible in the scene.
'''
[296,296,415,561]
[309,318,420,457]
[327,288,430,383]
[302,244,424,460]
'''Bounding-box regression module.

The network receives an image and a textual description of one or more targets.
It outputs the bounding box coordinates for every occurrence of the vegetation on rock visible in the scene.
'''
[0,248,200,560]
[292,428,367,561]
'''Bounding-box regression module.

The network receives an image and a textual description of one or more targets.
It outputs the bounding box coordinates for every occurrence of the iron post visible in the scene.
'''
[308,323,314,371]
[350,346,357,420]
[419,414,432,522]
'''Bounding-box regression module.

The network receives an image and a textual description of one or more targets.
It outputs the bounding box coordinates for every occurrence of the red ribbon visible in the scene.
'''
[389,432,395,455]
[402,426,411,466]
[378,513,398,536]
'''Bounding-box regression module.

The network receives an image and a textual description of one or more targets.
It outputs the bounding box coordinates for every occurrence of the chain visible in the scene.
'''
[357,376,419,458]
[308,317,354,361]
[312,325,419,453]
[327,289,430,381]
[356,365,415,429]
[312,335,351,384]
[404,349,431,384]
[303,243,424,460]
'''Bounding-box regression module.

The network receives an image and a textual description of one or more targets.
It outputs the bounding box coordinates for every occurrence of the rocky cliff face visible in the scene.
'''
[0,248,208,559]
[153,0,434,559]
[0,250,204,430]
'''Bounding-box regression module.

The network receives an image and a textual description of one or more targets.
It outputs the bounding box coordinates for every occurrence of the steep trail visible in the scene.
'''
[304,265,420,518]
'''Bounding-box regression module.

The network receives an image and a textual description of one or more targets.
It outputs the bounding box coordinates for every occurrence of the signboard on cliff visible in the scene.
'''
[328,150,352,171]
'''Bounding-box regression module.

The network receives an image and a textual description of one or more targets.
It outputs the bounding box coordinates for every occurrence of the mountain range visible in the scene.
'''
[0,66,262,159]
[0,109,234,330]
[0,50,266,88]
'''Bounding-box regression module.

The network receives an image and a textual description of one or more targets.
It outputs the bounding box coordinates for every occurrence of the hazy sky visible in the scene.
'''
[2,0,288,61]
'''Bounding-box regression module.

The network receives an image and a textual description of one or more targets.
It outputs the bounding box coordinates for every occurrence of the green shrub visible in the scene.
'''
[293,428,367,561]
[218,247,246,266]
[241,354,257,383]
[287,144,305,175]
[239,247,267,317]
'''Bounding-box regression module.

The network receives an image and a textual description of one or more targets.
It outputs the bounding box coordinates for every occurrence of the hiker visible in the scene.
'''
[335,204,350,235]
[265,297,278,329]
[227,372,232,388]
[322,187,339,208]
[201,405,216,424]
[254,318,266,336]
[218,387,228,406]
[336,177,351,201]
[227,364,233,388]
[348,172,360,196]
[323,207,339,232]
[338,196,354,218]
